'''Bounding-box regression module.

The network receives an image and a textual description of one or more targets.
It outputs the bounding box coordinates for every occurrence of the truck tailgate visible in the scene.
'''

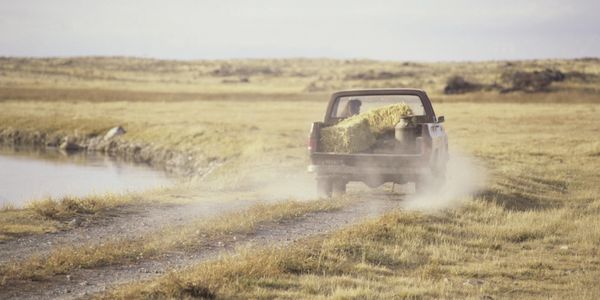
[310,152,426,168]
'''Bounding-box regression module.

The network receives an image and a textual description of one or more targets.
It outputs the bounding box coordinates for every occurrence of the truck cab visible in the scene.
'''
[308,89,448,197]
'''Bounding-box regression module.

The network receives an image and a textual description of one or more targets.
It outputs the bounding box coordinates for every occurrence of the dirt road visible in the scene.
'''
[0,191,404,299]
[0,192,258,264]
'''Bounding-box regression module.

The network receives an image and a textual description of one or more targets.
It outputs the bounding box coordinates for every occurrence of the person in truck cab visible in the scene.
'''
[341,99,362,117]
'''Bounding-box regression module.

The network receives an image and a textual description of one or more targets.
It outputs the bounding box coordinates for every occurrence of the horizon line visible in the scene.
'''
[1,54,599,64]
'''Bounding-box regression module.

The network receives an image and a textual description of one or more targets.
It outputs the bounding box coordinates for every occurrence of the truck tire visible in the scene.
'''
[317,178,333,198]
[332,180,347,196]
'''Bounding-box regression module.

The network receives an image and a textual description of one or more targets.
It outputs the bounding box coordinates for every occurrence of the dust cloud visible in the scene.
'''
[252,171,318,201]
[207,149,484,210]
[401,152,486,212]
[248,151,486,210]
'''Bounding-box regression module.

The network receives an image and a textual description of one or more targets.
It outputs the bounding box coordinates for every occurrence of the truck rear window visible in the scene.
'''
[332,95,426,118]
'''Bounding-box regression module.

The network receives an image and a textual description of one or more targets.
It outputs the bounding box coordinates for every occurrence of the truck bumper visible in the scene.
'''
[308,163,430,187]
[307,164,429,176]
[307,152,433,186]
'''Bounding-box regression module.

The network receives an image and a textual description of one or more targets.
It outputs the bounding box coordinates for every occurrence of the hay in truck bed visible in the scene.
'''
[307,89,448,197]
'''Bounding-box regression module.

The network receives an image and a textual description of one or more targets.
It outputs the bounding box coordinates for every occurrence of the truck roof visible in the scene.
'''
[330,88,427,98]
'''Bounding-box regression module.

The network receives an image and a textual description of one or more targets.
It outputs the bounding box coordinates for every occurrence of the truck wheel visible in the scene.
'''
[317,178,333,198]
[332,180,347,196]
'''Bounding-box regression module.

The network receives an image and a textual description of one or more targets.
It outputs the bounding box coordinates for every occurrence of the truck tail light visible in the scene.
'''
[308,136,317,153]
[308,122,321,153]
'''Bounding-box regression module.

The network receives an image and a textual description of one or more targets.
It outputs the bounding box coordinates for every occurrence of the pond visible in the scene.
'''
[0,147,173,207]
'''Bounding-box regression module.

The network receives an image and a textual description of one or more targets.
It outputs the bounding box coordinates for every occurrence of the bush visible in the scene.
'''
[443,76,483,94]
[501,68,565,93]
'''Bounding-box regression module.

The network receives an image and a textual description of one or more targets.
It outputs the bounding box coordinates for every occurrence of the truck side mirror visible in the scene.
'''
[437,116,445,123]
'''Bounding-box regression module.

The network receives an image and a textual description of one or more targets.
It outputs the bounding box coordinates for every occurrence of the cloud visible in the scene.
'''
[0,0,598,60]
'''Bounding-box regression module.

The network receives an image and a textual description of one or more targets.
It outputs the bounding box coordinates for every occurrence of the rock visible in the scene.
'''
[103,126,126,141]
[46,136,61,147]
[59,141,81,152]
[86,136,103,151]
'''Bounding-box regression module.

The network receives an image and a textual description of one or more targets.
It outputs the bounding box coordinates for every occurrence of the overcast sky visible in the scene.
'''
[0,0,599,61]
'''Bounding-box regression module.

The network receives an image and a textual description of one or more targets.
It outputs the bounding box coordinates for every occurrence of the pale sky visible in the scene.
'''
[0,0,599,61]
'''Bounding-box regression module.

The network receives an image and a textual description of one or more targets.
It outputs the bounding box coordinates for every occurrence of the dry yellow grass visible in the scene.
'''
[1,57,598,97]
[0,209,60,240]
[0,194,140,239]
[0,186,188,239]
[27,194,140,220]
[105,101,600,299]
[0,57,599,298]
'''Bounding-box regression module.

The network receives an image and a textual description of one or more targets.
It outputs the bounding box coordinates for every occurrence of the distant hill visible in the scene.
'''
[0,57,599,102]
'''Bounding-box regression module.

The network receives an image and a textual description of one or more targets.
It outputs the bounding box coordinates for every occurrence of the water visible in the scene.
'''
[0,147,173,207]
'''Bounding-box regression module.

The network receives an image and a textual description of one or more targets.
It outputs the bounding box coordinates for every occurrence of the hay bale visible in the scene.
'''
[363,103,413,135]
[320,118,375,153]
[320,103,413,153]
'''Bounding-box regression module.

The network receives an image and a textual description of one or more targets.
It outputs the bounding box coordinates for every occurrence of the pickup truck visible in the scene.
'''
[308,88,448,197]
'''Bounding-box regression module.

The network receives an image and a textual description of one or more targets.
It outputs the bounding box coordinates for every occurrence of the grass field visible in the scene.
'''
[103,101,600,299]
[0,57,599,298]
